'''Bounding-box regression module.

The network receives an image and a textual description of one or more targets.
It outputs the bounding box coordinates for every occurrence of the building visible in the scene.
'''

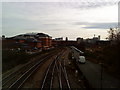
[76,37,83,44]
[3,33,52,50]
[25,38,42,49]
[2,38,16,49]
[52,39,77,47]
[36,33,52,50]
[54,37,63,41]
[85,35,100,45]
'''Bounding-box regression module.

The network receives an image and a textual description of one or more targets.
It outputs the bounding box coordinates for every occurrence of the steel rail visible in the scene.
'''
[56,61,62,90]
[55,58,62,89]
[41,49,71,89]
[59,61,68,88]
[41,56,58,90]
[59,53,71,89]
[8,54,55,89]
[2,50,57,86]
[63,59,71,89]
[41,52,63,90]
[2,62,31,87]
[17,60,45,89]
[50,60,56,90]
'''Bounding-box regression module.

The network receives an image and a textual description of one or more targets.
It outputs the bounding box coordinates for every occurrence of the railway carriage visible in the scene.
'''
[70,46,85,63]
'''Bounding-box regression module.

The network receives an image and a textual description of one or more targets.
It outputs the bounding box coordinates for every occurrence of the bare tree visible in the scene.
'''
[108,27,120,42]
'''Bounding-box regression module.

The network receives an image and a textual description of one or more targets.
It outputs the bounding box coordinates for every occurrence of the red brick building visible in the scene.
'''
[36,33,52,50]
[12,33,52,50]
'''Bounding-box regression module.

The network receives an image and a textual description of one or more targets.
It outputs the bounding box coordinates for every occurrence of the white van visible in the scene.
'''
[78,56,86,64]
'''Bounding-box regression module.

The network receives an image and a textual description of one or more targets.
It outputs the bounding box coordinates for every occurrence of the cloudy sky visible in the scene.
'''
[1,0,119,40]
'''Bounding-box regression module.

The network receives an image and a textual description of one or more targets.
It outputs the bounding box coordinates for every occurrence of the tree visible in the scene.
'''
[108,28,116,41]
[108,27,120,42]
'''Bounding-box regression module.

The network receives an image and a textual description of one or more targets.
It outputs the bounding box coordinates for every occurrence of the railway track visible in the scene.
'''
[2,49,59,89]
[41,50,71,89]
[2,48,71,89]
[58,51,71,89]
[41,56,57,89]
[2,61,36,88]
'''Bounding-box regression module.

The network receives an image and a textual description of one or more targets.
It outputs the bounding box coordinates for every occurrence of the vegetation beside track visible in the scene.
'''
[85,43,120,79]
[2,48,57,73]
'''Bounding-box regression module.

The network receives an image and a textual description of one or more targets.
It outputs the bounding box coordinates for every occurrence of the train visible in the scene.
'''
[70,46,86,64]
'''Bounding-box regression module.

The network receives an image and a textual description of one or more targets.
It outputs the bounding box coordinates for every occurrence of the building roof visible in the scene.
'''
[36,33,51,37]
[13,35,26,40]
[24,33,50,37]
[12,32,52,40]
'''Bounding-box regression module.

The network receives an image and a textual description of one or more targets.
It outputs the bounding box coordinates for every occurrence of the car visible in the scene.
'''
[78,56,86,64]
[72,56,75,59]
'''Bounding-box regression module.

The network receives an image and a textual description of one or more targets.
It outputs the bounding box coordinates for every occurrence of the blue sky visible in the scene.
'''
[1,0,119,40]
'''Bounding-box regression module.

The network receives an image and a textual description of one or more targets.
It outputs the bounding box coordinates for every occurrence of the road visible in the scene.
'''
[73,50,120,88]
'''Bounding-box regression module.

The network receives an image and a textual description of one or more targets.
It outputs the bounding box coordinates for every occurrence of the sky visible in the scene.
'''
[1,0,119,40]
